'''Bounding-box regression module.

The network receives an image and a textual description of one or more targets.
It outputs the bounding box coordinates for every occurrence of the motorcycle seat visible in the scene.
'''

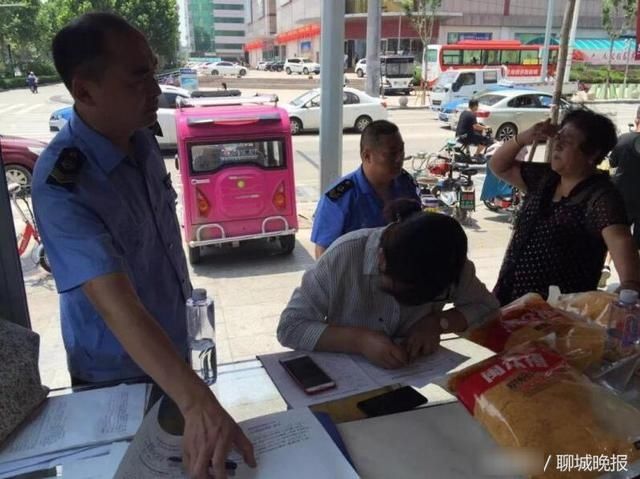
[446,139,459,147]
[461,168,478,177]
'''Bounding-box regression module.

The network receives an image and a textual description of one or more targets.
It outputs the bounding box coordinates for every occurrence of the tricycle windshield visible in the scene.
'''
[190,139,285,173]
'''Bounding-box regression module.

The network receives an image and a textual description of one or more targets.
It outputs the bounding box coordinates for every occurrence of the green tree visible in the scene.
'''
[401,0,441,105]
[0,0,43,75]
[38,0,179,67]
[602,0,637,98]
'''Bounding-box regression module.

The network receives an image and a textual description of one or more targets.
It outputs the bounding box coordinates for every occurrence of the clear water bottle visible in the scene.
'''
[607,289,640,359]
[186,288,217,385]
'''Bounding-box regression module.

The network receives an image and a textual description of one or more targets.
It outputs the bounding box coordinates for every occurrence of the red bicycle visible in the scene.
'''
[9,182,50,272]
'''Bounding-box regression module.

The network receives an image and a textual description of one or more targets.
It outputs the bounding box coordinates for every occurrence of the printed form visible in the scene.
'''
[258,347,468,408]
[115,400,358,479]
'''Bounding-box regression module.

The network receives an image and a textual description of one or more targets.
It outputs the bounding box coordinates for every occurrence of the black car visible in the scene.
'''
[266,60,284,72]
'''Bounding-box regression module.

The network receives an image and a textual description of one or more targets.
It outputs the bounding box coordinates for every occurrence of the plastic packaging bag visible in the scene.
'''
[448,343,640,479]
[467,293,606,371]
[548,288,616,327]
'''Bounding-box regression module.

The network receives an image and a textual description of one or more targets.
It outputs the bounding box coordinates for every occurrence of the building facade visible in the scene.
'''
[243,0,630,68]
[186,0,246,59]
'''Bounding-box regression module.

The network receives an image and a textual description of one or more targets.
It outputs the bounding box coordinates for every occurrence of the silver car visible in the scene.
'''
[451,89,570,142]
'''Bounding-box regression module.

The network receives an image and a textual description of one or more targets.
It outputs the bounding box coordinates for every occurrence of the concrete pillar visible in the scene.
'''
[365,0,381,97]
[319,0,346,192]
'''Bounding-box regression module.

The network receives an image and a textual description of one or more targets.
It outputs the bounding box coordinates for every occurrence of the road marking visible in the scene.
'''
[0,104,25,114]
[17,104,44,114]
[296,150,319,170]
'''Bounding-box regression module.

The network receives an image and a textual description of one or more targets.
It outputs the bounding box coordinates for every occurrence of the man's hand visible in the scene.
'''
[405,316,442,361]
[181,387,256,479]
[358,330,408,369]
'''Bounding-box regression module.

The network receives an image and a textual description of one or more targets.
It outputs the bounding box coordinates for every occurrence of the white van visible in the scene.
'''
[430,68,503,109]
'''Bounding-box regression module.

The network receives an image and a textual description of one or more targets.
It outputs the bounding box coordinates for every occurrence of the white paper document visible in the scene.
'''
[115,399,358,479]
[0,383,147,464]
[258,347,468,408]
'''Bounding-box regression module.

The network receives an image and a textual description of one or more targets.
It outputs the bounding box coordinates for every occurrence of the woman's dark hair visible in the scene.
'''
[560,108,617,164]
[380,212,468,302]
[383,198,422,223]
[52,12,139,91]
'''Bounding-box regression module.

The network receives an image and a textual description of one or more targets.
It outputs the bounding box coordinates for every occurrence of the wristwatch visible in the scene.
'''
[439,317,449,334]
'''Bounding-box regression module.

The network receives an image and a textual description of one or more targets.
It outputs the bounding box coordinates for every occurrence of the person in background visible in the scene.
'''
[278,200,499,368]
[455,98,492,159]
[31,13,254,479]
[310,120,419,259]
[600,107,640,286]
[27,71,38,93]
[489,110,640,305]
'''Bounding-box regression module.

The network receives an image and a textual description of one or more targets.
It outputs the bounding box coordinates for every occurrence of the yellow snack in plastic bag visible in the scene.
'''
[467,294,606,371]
[448,344,640,478]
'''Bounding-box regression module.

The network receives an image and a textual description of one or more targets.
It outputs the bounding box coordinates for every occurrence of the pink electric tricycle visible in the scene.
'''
[175,95,298,264]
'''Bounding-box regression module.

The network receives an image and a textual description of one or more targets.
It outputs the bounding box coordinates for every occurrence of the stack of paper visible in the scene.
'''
[258,347,468,408]
[0,384,148,478]
[115,399,359,479]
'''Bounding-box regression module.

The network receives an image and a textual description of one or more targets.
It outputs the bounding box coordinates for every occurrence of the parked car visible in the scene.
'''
[205,61,247,77]
[256,61,268,70]
[281,87,388,135]
[266,60,284,72]
[49,106,73,132]
[3,135,47,190]
[48,85,191,150]
[355,59,366,78]
[450,89,570,141]
[284,58,320,75]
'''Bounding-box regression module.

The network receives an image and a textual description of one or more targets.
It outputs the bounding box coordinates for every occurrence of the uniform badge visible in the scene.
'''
[46,148,85,190]
[326,179,354,201]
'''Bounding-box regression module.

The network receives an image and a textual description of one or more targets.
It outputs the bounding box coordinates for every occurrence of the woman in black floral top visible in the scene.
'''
[490,109,640,305]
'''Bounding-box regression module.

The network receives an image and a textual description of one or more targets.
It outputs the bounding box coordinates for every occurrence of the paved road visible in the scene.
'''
[2,82,630,389]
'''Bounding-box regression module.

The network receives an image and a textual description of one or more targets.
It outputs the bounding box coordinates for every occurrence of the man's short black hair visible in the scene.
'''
[380,212,468,302]
[52,12,139,91]
[560,108,617,164]
[360,120,400,154]
[468,99,479,109]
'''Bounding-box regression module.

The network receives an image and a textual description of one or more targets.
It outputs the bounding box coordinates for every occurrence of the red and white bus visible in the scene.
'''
[426,40,560,85]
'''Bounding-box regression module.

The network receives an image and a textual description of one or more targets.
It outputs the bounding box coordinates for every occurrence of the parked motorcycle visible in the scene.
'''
[480,145,527,224]
[453,127,495,165]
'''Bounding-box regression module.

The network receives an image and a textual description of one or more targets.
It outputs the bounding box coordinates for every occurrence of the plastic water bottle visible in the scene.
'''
[186,288,216,384]
[607,289,640,359]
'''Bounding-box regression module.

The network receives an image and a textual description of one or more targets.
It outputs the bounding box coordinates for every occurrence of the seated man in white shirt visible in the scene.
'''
[277,200,499,369]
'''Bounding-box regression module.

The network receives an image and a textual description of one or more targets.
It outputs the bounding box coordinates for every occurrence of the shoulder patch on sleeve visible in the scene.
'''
[46,148,85,190]
[326,179,354,202]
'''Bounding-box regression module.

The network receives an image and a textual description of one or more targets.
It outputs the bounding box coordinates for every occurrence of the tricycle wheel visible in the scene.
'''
[188,246,202,265]
[279,234,295,254]
[37,245,51,273]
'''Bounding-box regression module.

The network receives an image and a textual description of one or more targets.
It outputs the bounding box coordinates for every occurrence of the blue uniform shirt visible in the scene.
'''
[310,166,419,249]
[32,110,191,382]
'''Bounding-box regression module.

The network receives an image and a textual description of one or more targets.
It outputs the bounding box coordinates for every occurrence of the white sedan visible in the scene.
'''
[204,61,247,77]
[48,85,190,150]
[281,87,388,135]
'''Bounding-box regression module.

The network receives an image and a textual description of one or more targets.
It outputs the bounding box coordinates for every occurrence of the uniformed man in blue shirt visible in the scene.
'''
[31,13,255,479]
[311,120,419,258]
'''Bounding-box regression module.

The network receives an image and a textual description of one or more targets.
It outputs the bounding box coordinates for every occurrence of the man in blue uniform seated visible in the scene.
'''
[455,98,492,159]
[31,12,255,478]
[311,120,420,258]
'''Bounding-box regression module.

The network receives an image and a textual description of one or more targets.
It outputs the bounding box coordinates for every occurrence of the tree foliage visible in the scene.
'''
[601,0,637,97]
[1,0,180,75]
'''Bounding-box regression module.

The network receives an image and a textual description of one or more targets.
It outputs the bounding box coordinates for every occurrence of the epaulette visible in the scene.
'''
[401,168,418,186]
[326,179,354,202]
[46,148,85,190]
[149,121,163,137]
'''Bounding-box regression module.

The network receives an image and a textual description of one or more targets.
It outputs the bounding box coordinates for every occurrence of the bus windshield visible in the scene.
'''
[381,57,414,78]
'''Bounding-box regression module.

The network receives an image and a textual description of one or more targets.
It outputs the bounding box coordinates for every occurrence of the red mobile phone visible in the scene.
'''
[279,355,336,395]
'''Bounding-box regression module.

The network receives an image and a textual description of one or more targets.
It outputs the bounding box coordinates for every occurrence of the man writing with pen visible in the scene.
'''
[277,200,499,367]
